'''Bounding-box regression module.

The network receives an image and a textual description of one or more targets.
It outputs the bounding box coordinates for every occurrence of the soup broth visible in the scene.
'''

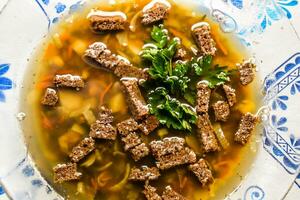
[21,0,261,199]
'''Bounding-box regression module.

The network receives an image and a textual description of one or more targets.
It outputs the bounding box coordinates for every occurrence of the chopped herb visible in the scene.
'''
[148,87,197,131]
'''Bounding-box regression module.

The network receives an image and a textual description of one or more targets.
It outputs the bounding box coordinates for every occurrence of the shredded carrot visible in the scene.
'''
[99,82,113,105]
[169,28,193,49]
[215,37,228,56]
[41,112,52,129]
[169,28,184,39]
[40,74,54,82]
[213,160,230,169]
[36,81,51,90]
[67,46,73,58]
[60,32,71,42]
[35,75,54,89]
[44,44,58,58]
[91,178,98,190]
[55,69,74,74]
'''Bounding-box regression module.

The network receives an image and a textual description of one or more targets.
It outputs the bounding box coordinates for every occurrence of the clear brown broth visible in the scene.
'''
[21,0,261,199]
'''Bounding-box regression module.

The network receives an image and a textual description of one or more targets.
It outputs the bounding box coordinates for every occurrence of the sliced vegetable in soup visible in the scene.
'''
[22,0,262,199]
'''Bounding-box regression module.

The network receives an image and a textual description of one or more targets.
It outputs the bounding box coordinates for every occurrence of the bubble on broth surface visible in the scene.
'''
[17,112,26,121]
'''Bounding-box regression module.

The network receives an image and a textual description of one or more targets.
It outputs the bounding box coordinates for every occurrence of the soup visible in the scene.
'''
[21,0,261,199]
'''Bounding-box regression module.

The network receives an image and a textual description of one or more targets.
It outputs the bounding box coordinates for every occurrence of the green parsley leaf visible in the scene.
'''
[191,55,230,88]
[205,65,231,88]
[148,87,197,131]
[151,25,168,49]
[141,48,159,61]
[173,61,189,77]
[183,90,196,105]
[148,53,168,79]
[161,38,178,60]
[191,55,212,76]
[141,26,190,95]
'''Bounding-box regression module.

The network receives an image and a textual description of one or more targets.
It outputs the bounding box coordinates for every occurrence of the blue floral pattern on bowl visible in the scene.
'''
[215,0,299,45]
[0,186,4,195]
[35,0,84,27]
[263,53,300,174]
[0,64,12,103]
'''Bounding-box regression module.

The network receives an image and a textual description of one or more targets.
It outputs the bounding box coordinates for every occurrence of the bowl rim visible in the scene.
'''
[0,0,300,199]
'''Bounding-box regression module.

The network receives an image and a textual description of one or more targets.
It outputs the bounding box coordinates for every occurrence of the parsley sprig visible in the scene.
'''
[148,87,197,131]
[140,25,231,131]
[191,56,231,88]
[141,26,190,95]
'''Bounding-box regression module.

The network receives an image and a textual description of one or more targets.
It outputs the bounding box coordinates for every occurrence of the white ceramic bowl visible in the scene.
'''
[0,0,300,199]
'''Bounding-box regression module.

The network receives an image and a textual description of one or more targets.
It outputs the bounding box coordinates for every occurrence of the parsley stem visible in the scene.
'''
[168,60,172,76]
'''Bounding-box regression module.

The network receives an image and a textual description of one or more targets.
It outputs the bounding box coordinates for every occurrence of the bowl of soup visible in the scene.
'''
[0,0,299,199]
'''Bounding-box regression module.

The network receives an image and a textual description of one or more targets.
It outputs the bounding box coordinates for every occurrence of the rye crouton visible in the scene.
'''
[53,74,84,89]
[237,58,256,85]
[129,143,150,161]
[196,113,220,152]
[121,132,142,151]
[41,88,58,106]
[114,64,149,80]
[141,1,171,25]
[83,42,130,71]
[196,81,211,114]
[223,85,237,107]
[156,147,196,170]
[121,78,149,120]
[53,163,82,183]
[189,158,213,186]
[116,118,139,136]
[116,118,149,161]
[212,101,230,122]
[89,106,117,140]
[97,106,114,124]
[150,137,185,158]
[87,10,127,32]
[129,166,160,181]
[69,137,95,163]
[162,186,186,200]
[84,42,148,79]
[89,121,117,140]
[192,22,217,56]
[139,115,160,135]
[143,185,162,200]
[234,113,257,145]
